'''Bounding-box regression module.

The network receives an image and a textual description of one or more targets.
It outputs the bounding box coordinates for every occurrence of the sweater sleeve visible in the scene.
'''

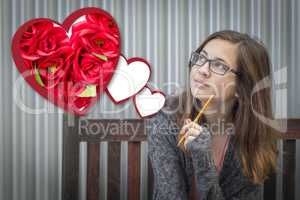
[186,127,263,200]
[146,111,189,200]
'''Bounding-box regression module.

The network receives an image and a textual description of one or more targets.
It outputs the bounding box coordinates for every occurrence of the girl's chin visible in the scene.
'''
[195,95,215,102]
[192,89,215,99]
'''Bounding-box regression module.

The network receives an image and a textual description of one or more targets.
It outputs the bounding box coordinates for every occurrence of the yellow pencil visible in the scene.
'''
[177,95,214,147]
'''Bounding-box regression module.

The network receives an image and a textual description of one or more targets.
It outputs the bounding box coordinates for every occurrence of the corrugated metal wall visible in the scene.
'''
[1,0,299,200]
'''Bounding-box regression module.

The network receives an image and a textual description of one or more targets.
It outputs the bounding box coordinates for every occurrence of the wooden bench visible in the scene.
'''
[62,114,300,200]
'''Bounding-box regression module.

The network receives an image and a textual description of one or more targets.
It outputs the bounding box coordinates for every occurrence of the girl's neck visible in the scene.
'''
[202,98,236,136]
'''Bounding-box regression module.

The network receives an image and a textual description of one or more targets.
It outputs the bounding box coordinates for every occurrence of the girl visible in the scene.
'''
[146,30,280,200]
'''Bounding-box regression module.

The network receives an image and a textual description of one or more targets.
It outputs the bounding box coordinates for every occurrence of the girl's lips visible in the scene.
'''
[193,79,210,88]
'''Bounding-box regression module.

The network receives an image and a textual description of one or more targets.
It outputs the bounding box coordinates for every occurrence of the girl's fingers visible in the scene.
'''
[182,122,201,133]
[184,135,196,148]
[190,122,200,129]
[181,119,190,134]
[184,119,189,124]
[181,124,189,134]
[184,118,192,124]
[186,127,202,137]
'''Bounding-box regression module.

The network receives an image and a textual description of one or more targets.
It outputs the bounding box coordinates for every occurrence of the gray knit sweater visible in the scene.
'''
[146,109,263,200]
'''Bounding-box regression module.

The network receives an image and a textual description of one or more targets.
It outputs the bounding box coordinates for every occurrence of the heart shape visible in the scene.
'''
[11,7,121,115]
[133,86,165,118]
[106,55,151,104]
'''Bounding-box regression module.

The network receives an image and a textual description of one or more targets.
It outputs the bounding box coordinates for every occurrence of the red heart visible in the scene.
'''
[11,7,121,116]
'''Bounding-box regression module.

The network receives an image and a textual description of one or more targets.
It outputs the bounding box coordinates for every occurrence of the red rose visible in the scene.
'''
[20,21,71,61]
[60,79,97,113]
[72,46,115,86]
[19,21,74,89]
[86,13,119,37]
[69,13,120,95]
[70,14,120,58]
[34,46,73,89]
[16,14,120,114]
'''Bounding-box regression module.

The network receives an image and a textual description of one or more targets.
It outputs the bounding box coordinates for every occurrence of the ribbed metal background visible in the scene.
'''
[1,0,299,200]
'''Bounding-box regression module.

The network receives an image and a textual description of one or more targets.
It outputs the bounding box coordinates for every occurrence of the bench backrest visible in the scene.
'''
[62,114,300,200]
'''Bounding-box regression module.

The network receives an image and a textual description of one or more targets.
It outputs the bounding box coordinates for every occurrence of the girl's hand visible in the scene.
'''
[181,118,212,152]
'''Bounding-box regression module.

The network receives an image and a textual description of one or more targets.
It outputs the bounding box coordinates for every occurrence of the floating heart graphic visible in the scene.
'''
[133,86,165,118]
[11,7,121,115]
[106,55,151,104]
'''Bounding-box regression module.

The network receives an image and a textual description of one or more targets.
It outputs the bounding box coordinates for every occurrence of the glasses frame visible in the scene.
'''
[189,51,239,76]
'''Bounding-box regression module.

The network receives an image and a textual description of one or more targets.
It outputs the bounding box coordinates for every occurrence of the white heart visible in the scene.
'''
[106,55,151,103]
[134,87,165,118]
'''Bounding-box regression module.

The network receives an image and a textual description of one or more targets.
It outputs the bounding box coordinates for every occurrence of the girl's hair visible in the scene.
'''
[169,30,282,184]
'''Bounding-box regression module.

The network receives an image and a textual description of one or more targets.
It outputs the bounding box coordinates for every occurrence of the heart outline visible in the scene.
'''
[133,85,166,119]
[105,54,152,104]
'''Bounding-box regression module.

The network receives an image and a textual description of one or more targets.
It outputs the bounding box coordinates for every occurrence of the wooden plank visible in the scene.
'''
[284,120,300,139]
[263,172,276,200]
[277,119,300,139]
[107,142,121,200]
[78,118,300,141]
[87,143,100,200]
[189,174,197,200]
[282,139,296,200]
[127,142,141,200]
[148,158,154,200]
[62,114,80,200]
[78,119,146,142]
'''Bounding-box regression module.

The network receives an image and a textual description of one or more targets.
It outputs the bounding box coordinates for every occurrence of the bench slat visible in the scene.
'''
[263,173,276,200]
[148,159,154,200]
[128,142,141,200]
[87,143,100,200]
[283,140,296,200]
[108,142,121,200]
[62,114,79,200]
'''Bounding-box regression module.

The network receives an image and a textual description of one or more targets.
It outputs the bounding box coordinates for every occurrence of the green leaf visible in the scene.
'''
[34,63,45,87]
[77,85,97,97]
[92,52,108,61]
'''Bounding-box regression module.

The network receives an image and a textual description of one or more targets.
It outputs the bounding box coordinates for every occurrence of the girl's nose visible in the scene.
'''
[197,62,211,77]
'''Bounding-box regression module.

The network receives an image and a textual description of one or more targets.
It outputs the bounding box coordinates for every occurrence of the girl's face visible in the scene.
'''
[190,39,239,104]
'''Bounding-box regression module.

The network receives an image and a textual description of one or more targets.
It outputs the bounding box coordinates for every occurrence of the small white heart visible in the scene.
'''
[106,55,151,103]
[134,86,165,118]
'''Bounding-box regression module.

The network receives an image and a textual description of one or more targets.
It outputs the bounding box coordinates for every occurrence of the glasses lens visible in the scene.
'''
[190,53,206,66]
[190,53,199,64]
[210,60,228,75]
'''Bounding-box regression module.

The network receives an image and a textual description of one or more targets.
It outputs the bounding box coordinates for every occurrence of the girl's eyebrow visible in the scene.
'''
[202,50,208,55]
[201,49,230,66]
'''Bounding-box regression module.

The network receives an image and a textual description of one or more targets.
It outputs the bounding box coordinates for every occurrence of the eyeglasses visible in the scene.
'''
[189,52,239,76]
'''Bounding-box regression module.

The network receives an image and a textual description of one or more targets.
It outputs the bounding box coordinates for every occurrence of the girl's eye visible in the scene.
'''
[211,61,229,74]
[198,54,207,63]
[214,62,226,69]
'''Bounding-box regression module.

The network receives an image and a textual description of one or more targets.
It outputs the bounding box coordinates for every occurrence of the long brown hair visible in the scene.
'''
[170,30,281,184]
